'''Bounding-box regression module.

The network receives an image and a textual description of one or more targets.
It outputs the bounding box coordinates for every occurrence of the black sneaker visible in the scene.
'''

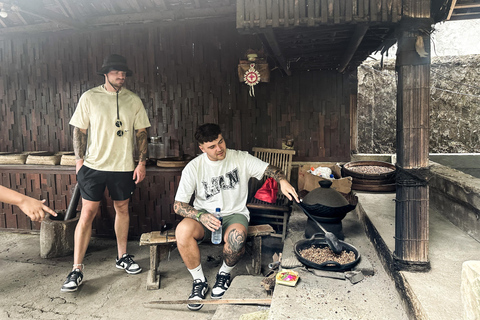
[116,253,142,274]
[187,279,208,311]
[61,268,83,292]
[211,272,231,299]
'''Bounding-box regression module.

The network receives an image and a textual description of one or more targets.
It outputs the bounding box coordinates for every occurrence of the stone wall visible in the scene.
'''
[358,55,480,154]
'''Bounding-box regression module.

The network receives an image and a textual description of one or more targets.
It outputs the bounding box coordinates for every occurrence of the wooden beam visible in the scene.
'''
[446,0,458,20]
[0,1,85,29]
[53,0,70,18]
[258,28,292,76]
[0,5,236,36]
[14,11,29,25]
[151,0,168,11]
[57,0,76,19]
[337,25,368,73]
[128,0,142,12]
[84,6,236,26]
[454,2,480,9]
[449,12,480,20]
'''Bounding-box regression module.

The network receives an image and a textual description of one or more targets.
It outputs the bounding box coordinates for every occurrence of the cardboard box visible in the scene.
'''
[297,163,352,194]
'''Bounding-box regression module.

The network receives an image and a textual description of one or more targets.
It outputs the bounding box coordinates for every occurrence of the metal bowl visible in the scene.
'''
[294,235,361,271]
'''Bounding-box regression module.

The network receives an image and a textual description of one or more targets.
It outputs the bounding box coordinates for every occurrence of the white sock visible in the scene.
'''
[188,264,206,282]
[219,261,234,275]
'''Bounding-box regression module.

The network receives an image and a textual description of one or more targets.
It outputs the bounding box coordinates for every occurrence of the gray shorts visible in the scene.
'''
[200,213,248,243]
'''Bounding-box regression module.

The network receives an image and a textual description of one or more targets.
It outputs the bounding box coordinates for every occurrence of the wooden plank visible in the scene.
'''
[145,298,272,306]
[272,0,280,27]
[248,224,275,236]
[295,0,302,25]
[345,0,353,21]
[307,0,315,26]
[333,0,340,23]
[260,0,267,27]
[370,0,378,21]
[382,0,388,21]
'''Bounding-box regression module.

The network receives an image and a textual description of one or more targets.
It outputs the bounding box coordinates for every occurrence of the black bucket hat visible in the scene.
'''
[97,54,133,76]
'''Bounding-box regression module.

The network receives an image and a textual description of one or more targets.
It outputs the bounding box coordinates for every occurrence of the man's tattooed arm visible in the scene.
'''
[264,165,287,183]
[264,164,300,202]
[73,127,87,161]
[136,129,148,164]
[174,200,200,219]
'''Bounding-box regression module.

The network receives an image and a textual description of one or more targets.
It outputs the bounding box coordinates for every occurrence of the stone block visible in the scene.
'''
[40,211,79,259]
[461,260,480,320]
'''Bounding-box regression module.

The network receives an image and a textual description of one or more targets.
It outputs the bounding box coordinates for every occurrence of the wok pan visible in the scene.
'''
[294,234,361,271]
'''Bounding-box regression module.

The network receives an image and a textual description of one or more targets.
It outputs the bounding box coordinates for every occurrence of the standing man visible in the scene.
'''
[61,54,151,292]
[174,123,299,311]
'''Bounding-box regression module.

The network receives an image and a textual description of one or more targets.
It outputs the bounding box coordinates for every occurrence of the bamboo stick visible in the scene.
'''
[144,298,272,306]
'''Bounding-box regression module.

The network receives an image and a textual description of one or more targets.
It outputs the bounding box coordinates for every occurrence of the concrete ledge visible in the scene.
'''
[462,261,480,320]
[355,201,427,320]
[429,162,480,242]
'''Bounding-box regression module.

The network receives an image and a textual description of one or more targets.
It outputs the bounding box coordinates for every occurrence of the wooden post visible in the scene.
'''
[394,12,432,270]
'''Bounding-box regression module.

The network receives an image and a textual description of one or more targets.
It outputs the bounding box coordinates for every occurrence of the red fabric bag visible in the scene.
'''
[254,178,278,203]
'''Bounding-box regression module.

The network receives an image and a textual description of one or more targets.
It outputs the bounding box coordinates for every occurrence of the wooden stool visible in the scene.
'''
[139,230,176,290]
[247,224,275,274]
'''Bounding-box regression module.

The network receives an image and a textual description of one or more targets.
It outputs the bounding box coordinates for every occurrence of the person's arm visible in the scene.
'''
[0,185,57,222]
[133,128,148,184]
[174,200,220,232]
[73,126,87,174]
[264,165,299,202]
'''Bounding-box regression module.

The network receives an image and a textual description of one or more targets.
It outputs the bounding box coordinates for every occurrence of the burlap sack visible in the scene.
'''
[298,163,352,194]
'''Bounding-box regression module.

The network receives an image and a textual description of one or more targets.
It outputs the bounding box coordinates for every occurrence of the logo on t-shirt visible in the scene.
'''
[202,168,239,200]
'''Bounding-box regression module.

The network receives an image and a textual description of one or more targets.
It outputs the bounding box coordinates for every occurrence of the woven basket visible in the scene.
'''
[60,152,76,166]
[0,152,27,165]
[26,152,61,165]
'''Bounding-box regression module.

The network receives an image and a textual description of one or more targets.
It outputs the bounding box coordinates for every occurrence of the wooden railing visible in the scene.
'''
[236,0,403,29]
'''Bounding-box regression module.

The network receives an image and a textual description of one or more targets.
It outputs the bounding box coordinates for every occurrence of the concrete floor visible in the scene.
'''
[0,232,263,320]
[1,188,477,319]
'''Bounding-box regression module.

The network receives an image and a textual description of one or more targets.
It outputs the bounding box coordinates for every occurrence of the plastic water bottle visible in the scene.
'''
[211,208,223,245]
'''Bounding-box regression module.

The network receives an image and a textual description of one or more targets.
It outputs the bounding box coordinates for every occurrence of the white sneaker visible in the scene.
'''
[211,272,231,299]
[115,253,142,274]
[61,268,83,292]
[187,279,209,311]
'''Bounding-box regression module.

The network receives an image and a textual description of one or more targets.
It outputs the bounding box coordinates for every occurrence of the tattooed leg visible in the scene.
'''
[223,228,246,266]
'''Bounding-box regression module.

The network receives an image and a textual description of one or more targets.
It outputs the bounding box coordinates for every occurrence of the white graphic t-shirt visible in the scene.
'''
[175,149,269,220]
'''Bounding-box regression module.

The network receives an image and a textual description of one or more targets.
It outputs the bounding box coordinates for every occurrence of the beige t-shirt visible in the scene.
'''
[69,85,151,172]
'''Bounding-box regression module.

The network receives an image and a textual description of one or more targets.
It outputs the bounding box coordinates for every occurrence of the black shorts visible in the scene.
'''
[77,166,136,201]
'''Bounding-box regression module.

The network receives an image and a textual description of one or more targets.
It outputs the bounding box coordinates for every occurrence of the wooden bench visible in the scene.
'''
[139,224,275,290]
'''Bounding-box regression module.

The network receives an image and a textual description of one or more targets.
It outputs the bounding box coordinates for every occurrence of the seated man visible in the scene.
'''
[174,123,299,311]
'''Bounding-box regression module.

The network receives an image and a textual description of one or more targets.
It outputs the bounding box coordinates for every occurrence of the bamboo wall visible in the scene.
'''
[0,20,352,162]
[0,20,354,233]
[0,166,182,237]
